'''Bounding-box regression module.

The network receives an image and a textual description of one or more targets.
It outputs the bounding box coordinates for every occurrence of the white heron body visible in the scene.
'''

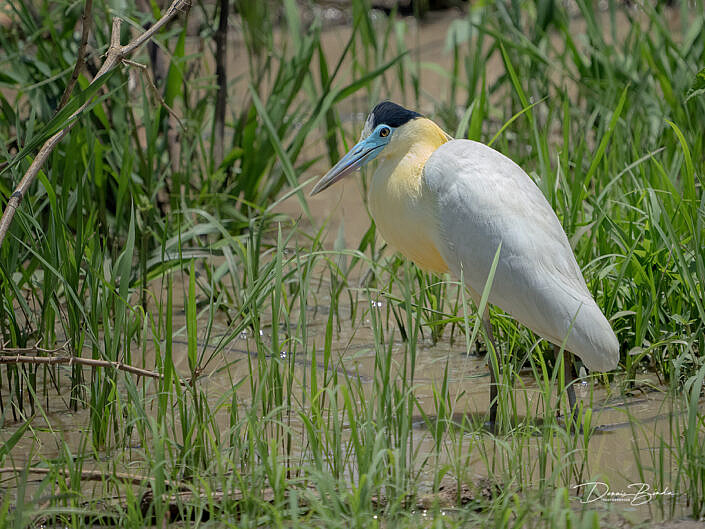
[311,102,619,382]
[368,118,618,372]
[425,140,618,371]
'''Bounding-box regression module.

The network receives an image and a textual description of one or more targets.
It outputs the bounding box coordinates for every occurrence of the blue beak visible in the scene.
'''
[310,134,388,196]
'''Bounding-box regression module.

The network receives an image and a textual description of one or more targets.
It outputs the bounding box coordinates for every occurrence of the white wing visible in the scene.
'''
[424,140,618,371]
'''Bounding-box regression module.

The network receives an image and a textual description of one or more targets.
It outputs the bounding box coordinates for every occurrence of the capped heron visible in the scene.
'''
[311,101,619,428]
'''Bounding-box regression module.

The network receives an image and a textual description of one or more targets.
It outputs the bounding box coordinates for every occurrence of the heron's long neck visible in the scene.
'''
[369,118,450,273]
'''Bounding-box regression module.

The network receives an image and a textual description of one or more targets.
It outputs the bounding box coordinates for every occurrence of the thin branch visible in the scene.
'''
[0,345,192,385]
[0,341,69,354]
[0,354,163,380]
[0,467,184,488]
[0,465,322,526]
[0,0,191,250]
[121,0,189,56]
[123,58,185,130]
[213,0,229,166]
[57,0,93,110]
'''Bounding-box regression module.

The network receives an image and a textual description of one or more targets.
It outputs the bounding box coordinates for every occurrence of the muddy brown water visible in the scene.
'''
[1,5,699,526]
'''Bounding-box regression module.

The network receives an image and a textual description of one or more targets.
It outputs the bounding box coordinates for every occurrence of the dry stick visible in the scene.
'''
[4,466,318,526]
[0,0,191,250]
[57,0,93,110]
[0,349,191,385]
[0,467,275,526]
[213,0,229,166]
[0,467,185,488]
[0,354,164,380]
[122,58,185,130]
[0,341,69,354]
[0,345,193,385]
[33,488,276,526]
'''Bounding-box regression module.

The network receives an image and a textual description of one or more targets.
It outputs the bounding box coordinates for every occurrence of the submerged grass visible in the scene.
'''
[0,0,704,527]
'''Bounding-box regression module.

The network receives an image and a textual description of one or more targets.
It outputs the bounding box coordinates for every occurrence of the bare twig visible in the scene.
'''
[213,0,229,166]
[57,0,93,110]
[0,467,184,488]
[0,341,69,354]
[32,487,277,525]
[1,463,320,526]
[0,344,192,385]
[123,58,185,130]
[0,0,191,250]
[0,353,163,380]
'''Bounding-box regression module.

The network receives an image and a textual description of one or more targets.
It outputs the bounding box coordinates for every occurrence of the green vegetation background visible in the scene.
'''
[0,0,703,527]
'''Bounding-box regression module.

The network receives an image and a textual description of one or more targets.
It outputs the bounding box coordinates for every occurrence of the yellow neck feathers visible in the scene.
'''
[369,118,451,273]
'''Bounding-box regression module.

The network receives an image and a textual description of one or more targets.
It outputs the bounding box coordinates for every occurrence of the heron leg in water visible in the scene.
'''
[557,346,579,426]
[483,308,501,428]
[483,316,580,430]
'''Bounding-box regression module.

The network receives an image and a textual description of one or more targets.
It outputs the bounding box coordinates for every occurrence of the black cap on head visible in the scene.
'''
[368,101,422,129]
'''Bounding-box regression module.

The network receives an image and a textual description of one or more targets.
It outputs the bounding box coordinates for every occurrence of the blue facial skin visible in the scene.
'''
[310,124,394,195]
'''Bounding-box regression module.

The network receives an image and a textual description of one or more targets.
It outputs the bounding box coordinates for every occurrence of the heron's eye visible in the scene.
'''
[379,127,390,138]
